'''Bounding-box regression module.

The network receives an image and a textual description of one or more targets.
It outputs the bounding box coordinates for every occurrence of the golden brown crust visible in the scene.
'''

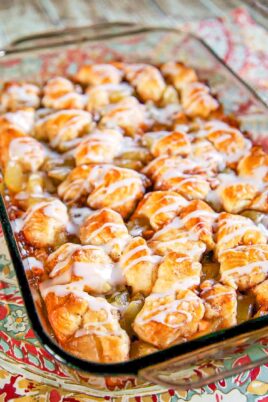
[42,288,129,362]
[148,217,206,260]
[21,199,69,248]
[124,64,166,102]
[87,166,149,219]
[143,130,191,157]
[218,181,258,214]
[215,212,266,257]
[74,63,123,86]
[79,208,130,261]
[119,237,159,295]
[74,129,123,165]
[238,146,268,180]
[42,77,85,110]
[161,61,198,90]
[130,190,187,233]
[86,83,133,113]
[152,251,201,293]
[143,155,212,200]
[200,279,237,329]
[34,110,92,151]
[100,96,148,136]
[44,242,115,294]
[130,340,158,359]
[58,164,103,204]
[178,200,216,250]
[0,81,40,111]
[219,245,268,291]
[205,121,251,166]
[253,279,268,310]
[181,83,219,118]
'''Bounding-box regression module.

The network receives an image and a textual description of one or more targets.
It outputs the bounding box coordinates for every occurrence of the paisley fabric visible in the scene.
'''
[0,7,268,401]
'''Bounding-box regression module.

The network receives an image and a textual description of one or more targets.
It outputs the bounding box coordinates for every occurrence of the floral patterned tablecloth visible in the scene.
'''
[1,7,268,402]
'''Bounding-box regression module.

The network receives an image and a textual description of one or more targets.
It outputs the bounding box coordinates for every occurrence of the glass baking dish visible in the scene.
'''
[0,22,268,391]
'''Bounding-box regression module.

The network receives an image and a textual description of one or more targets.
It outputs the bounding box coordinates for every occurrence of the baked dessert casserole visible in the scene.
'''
[1,61,268,364]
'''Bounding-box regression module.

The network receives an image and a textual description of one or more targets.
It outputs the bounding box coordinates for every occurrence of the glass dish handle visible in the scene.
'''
[0,22,140,55]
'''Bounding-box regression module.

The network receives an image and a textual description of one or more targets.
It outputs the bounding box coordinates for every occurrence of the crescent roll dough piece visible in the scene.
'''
[215,212,266,257]
[41,287,129,362]
[142,130,191,157]
[119,237,160,295]
[0,109,35,134]
[79,208,131,261]
[87,166,149,219]
[74,63,123,86]
[181,82,219,118]
[0,81,40,111]
[100,96,148,136]
[34,109,92,151]
[0,124,25,169]
[253,279,268,310]
[214,172,259,214]
[238,146,268,182]
[249,189,268,212]
[124,64,166,102]
[200,279,237,329]
[58,164,110,204]
[219,245,268,291]
[152,252,201,293]
[7,136,45,172]
[143,155,212,200]
[192,139,226,172]
[130,191,188,234]
[0,109,36,168]
[148,217,206,260]
[178,200,217,250]
[42,243,118,294]
[161,61,198,90]
[86,83,133,113]
[74,128,123,165]
[205,121,251,166]
[42,77,86,110]
[133,290,205,348]
[19,199,69,248]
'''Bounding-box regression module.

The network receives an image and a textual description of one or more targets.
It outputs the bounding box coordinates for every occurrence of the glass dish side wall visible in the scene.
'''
[1,25,268,390]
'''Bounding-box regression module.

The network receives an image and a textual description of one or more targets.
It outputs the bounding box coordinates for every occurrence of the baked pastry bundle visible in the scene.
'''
[1,61,268,365]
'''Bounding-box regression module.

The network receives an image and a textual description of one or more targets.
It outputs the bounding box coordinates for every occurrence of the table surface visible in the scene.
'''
[0,1,268,401]
[0,0,267,48]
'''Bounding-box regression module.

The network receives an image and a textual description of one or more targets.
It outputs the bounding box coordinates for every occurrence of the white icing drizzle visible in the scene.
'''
[15,199,68,232]
[136,293,200,328]
[204,291,235,301]
[9,137,44,167]
[46,244,125,295]
[153,210,216,240]
[120,243,161,273]
[183,83,219,114]
[69,206,93,226]
[2,83,40,109]
[90,176,143,206]
[145,104,181,126]
[35,109,91,148]
[5,110,35,133]
[217,216,264,248]
[149,197,187,224]
[222,260,268,278]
